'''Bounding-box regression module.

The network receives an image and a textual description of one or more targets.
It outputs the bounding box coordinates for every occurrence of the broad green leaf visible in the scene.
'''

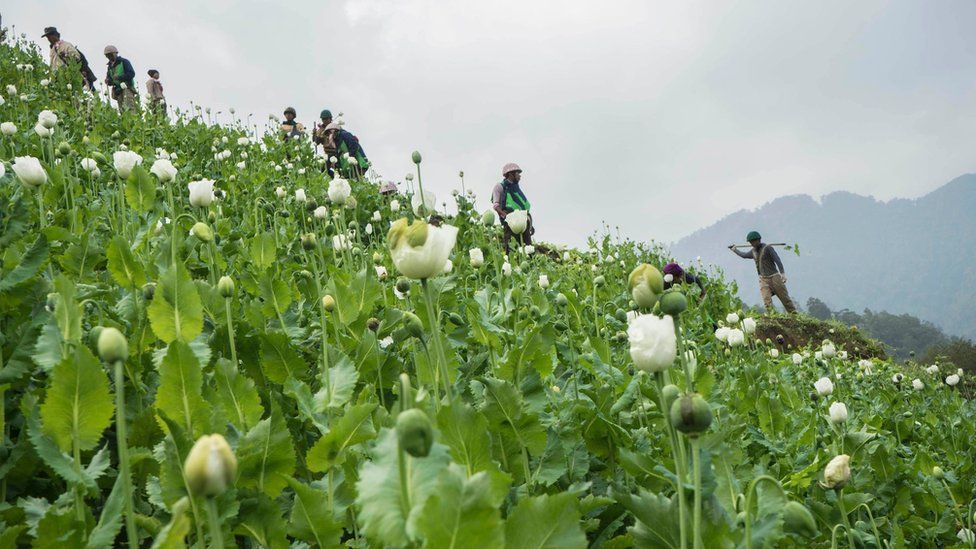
[53,275,83,344]
[286,477,343,547]
[0,525,27,549]
[334,269,382,325]
[479,377,547,455]
[31,322,63,373]
[283,376,329,433]
[235,494,289,549]
[258,273,293,320]
[437,401,495,477]
[86,471,126,548]
[259,331,305,384]
[212,358,263,430]
[40,346,114,453]
[416,465,504,549]
[149,497,191,549]
[355,428,450,547]
[307,403,378,472]
[27,408,99,489]
[32,505,87,547]
[504,492,587,549]
[236,406,296,498]
[106,235,147,289]
[250,233,276,270]
[125,164,156,213]
[314,351,358,411]
[148,263,204,344]
[155,342,208,437]
[501,325,556,379]
[0,234,47,293]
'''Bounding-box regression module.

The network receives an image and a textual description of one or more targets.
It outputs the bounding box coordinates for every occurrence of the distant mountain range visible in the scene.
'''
[670,175,976,339]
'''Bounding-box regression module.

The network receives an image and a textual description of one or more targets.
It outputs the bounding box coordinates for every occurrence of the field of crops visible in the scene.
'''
[0,34,974,548]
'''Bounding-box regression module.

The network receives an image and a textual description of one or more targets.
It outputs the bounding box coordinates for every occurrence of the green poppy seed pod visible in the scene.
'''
[301,233,317,250]
[669,393,712,436]
[367,317,380,332]
[184,434,237,498]
[554,321,568,332]
[306,200,318,212]
[481,209,496,226]
[396,408,433,457]
[191,222,213,243]
[555,293,569,307]
[207,211,217,223]
[57,141,71,155]
[932,466,944,479]
[97,327,129,363]
[92,151,106,163]
[322,295,336,312]
[396,277,411,294]
[782,501,818,538]
[594,275,606,287]
[373,252,383,264]
[613,331,627,343]
[614,308,628,323]
[660,291,688,316]
[352,246,362,256]
[448,312,464,326]
[404,311,424,339]
[142,282,156,301]
[661,384,680,413]
[411,151,422,164]
[348,220,359,230]
[217,276,235,298]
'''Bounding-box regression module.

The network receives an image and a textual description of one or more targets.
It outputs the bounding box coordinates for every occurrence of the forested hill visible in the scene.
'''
[671,175,976,339]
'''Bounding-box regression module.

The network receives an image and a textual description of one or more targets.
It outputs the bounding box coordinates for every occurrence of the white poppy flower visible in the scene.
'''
[328,178,352,205]
[387,219,458,280]
[113,150,143,179]
[12,156,47,186]
[37,110,58,129]
[150,158,177,183]
[187,179,216,207]
[628,314,677,373]
[829,402,848,424]
[411,190,437,216]
[313,206,328,219]
[1,122,16,135]
[469,248,484,268]
[814,377,833,396]
[295,188,307,202]
[506,210,529,235]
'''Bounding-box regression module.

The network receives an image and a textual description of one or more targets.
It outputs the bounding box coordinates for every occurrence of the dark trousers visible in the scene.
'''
[502,215,533,254]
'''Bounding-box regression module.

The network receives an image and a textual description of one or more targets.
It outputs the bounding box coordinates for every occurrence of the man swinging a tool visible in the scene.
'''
[729,230,797,313]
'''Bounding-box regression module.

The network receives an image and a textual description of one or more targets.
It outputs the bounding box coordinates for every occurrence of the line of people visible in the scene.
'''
[42,27,166,116]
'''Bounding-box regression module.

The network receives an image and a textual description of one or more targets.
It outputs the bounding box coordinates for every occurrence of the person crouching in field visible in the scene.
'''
[663,262,706,299]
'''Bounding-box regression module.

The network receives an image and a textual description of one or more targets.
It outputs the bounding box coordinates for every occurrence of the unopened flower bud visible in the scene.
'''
[184,434,237,497]
[660,291,688,316]
[822,454,851,489]
[411,151,422,164]
[97,327,129,363]
[217,276,235,298]
[403,311,424,339]
[322,295,336,312]
[190,222,213,243]
[396,408,433,457]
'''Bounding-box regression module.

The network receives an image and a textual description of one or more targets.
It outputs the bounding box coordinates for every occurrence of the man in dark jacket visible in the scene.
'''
[320,122,370,176]
[663,262,706,298]
[729,230,796,313]
[103,45,137,112]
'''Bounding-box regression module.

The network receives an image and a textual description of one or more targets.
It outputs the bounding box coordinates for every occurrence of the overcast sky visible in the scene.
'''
[9,1,976,247]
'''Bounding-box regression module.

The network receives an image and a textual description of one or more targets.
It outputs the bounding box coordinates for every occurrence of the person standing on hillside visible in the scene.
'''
[103,45,137,112]
[42,27,97,90]
[312,109,333,149]
[280,107,305,140]
[145,69,166,117]
[492,163,534,254]
[728,231,796,313]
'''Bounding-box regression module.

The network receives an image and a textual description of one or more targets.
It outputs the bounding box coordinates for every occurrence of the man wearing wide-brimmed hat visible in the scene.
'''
[42,26,96,90]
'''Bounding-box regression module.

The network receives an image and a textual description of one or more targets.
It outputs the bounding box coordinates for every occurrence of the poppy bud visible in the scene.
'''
[782,501,818,538]
[396,408,433,457]
[411,151,422,164]
[217,276,235,298]
[661,384,680,413]
[367,318,380,332]
[404,311,424,339]
[301,233,317,250]
[142,282,156,301]
[669,393,712,436]
[184,434,237,497]
[191,222,213,243]
[97,327,129,363]
[555,293,568,307]
[322,295,336,312]
[396,277,411,294]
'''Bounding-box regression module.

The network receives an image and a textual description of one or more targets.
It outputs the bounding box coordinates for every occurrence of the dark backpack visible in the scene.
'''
[56,46,97,88]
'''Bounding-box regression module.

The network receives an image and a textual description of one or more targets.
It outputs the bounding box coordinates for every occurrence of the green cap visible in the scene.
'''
[320,109,332,119]
[746,230,761,242]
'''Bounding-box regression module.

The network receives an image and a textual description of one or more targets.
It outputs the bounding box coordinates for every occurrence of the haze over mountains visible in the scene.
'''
[671,174,976,339]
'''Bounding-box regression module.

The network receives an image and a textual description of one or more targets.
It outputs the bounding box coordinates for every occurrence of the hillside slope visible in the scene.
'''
[671,177,976,339]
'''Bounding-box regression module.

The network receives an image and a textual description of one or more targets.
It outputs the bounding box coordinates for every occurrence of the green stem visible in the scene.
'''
[421,279,453,401]
[224,298,238,367]
[691,438,703,549]
[743,475,788,549]
[836,488,856,549]
[206,498,224,549]
[656,372,688,549]
[114,360,139,546]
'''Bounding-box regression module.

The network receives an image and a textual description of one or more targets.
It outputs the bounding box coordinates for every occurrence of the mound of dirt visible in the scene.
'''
[757,314,887,360]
